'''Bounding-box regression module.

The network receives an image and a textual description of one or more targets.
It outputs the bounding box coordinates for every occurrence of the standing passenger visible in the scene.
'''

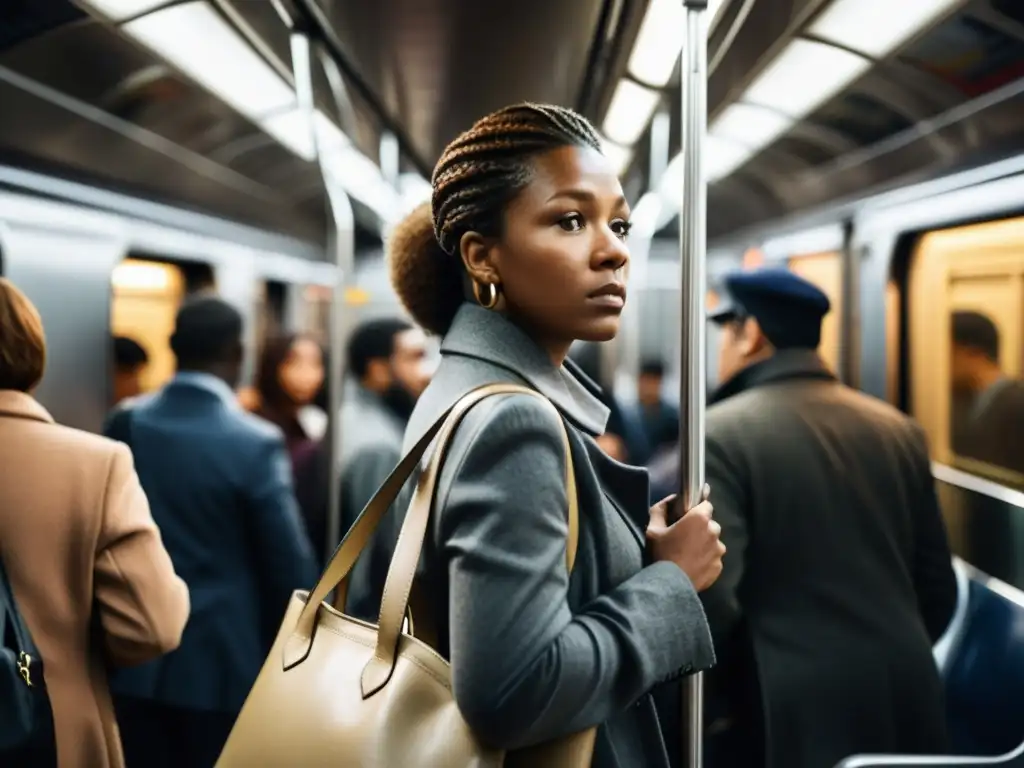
[253,333,327,550]
[375,103,724,767]
[0,278,188,768]
[111,336,148,407]
[631,360,680,460]
[104,296,318,768]
[698,268,957,768]
[331,317,430,615]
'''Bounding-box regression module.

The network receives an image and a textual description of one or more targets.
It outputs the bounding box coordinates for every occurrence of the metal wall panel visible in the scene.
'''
[0,210,124,433]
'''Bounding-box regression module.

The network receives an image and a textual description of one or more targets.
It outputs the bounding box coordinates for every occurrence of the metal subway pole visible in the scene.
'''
[678,1,709,767]
[289,31,356,565]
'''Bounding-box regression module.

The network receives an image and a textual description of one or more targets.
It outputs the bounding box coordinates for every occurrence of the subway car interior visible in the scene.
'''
[2,0,1024,765]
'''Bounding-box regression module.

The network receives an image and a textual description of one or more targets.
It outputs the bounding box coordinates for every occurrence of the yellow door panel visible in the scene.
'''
[788,252,842,375]
[110,259,185,393]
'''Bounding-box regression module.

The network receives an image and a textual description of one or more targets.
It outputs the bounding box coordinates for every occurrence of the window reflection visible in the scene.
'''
[949,310,1024,488]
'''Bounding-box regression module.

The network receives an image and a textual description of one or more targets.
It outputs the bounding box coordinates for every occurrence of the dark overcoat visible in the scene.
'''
[700,350,957,768]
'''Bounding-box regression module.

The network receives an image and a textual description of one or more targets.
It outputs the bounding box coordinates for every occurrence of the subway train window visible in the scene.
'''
[908,217,1024,490]
[110,259,186,397]
[788,251,842,374]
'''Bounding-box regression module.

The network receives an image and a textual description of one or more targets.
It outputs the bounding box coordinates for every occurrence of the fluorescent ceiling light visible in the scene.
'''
[657,135,751,207]
[77,0,166,22]
[112,260,171,290]
[261,108,350,161]
[629,191,665,238]
[710,103,794,150]
[324,147,399,218]
[397,172,432,216]
[602,80,661,146]
[123,2,295,124]
[627,0,728,87]
[627,0,687,87]
[600,137,633,177]
[809,0,962,59]
[743,39,870,118]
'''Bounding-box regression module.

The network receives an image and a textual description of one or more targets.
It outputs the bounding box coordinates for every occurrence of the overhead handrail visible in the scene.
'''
[287,19,357,565]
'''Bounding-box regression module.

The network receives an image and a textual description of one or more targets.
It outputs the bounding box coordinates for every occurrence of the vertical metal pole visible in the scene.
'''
[679,1,709,767]
[291,32,356,564]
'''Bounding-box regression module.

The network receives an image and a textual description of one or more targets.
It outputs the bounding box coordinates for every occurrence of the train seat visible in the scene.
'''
[835,566,1024,767]
[944,572,1024,756]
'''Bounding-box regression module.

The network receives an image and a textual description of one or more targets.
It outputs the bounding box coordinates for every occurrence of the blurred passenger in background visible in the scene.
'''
[104,296,317,768]
[0,278,188,768]
[630,359,679,460]
[254,333,327,541]
[111,335,148,407]
[325,317,430,614]
[568,340,649,464]
[950,311,1024,481]
[693,268,956,768]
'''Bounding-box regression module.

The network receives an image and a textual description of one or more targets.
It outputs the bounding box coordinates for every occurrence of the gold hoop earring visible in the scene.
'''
[473,280,500,310]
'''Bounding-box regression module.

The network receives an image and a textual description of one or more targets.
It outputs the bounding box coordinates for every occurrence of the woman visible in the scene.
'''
[384,104,725,767]
[256,335,325,477]
[0,277,189,768]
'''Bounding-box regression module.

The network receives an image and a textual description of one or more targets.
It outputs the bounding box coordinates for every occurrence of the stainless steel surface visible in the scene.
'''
[0,11,333,244]
[933,464,1024,509]
[0,213,122,432]
[654,0,1024,241]
[838,221,858,387]
[292,30,356,563]
[304,0,614,167]
[834,738,1024,767]
[678,2,709,765]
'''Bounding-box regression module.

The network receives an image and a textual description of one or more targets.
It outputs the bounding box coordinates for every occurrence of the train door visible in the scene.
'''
[787,252,843,374]
[908,217,1024,480]
[110,256,215,402]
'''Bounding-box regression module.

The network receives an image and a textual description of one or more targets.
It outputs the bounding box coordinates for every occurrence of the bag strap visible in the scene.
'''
[282,384,578,680]
[0,552,39,682]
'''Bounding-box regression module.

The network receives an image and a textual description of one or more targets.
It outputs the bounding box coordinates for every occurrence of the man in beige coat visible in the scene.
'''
[0,277,189,768]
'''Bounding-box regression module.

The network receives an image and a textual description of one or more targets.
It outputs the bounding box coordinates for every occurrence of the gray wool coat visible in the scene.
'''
[351,303,716,767]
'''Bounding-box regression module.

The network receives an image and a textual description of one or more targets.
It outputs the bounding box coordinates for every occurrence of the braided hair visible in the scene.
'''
[388,103,603,336]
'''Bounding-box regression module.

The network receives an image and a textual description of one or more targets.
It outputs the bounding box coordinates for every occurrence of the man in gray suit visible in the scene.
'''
[331,317,431,619]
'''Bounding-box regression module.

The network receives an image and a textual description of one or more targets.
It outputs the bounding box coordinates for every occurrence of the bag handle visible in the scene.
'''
[283,383,578,673]
[360,385,577,697]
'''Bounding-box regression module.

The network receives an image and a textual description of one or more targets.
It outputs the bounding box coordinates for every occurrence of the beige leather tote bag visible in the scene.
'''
[216,383,596,767]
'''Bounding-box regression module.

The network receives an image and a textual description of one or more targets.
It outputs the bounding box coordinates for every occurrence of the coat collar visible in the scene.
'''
[710,348,836,405]
[0,390,54,424]
[168,371,239,407]
[440,304,610,436]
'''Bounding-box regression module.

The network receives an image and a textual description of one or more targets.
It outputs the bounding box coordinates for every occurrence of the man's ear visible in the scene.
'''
[740,316,769,356]
[459,231,501,286]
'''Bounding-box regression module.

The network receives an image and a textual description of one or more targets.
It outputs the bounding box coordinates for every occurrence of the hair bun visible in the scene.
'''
[387,202,465,336]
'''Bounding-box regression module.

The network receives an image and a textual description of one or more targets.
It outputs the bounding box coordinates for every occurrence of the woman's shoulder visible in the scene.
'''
[411,372,567,453]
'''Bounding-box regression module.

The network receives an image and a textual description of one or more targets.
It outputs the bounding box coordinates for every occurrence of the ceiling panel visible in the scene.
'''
[308,0,611,169]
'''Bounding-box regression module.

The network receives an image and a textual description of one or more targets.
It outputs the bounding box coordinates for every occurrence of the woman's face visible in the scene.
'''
[277,337,324,406]
[461,145,631,363]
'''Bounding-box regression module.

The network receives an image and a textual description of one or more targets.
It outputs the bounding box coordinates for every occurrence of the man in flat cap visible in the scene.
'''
[692,267,956,768]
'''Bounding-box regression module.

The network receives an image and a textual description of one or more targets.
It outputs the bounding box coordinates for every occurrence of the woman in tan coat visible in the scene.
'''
[0,278,190,768]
